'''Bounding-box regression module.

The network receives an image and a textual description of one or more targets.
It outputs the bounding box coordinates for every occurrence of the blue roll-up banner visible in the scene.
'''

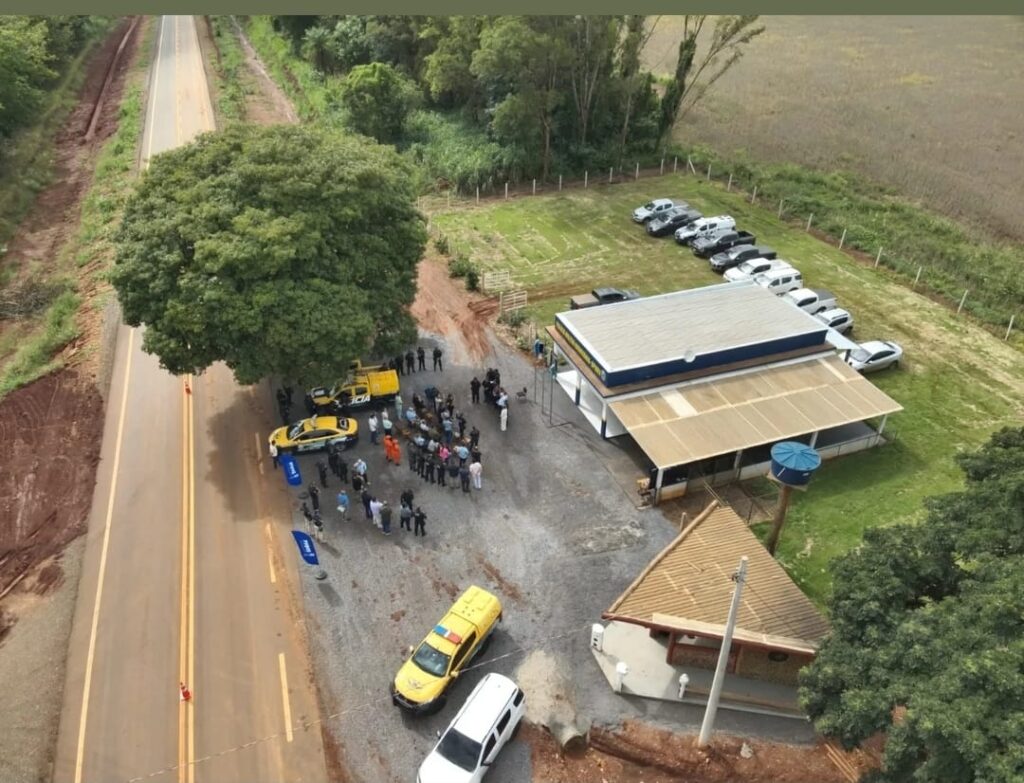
[281,452,302,486]
[291,530,320,566]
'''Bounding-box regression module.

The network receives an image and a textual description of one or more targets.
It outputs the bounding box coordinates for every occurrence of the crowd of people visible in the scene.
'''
[278,344,516,545]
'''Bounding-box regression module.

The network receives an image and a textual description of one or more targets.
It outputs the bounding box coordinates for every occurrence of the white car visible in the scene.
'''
[724,258,795,283]
[417,673,526,783]
[816,307,854,335]
[846,340,903,373]
[632,198,676,223]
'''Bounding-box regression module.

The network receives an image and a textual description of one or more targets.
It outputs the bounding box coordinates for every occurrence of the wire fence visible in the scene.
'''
[429,153,1021,347]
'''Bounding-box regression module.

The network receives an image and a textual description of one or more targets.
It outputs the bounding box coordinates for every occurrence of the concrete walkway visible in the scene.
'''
[591,621,808,720]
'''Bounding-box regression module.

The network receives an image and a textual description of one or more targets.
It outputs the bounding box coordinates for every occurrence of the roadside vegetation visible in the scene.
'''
[0,18,151,396]
[240,15,761,192]
[206,16,247,122]
[428,176,1024,602]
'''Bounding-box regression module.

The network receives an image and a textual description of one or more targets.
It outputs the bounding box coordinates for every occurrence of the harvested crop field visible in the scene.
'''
[645,16,1024,240]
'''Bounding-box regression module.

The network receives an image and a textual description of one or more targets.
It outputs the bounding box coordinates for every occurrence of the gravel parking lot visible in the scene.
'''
[283,328,816,783]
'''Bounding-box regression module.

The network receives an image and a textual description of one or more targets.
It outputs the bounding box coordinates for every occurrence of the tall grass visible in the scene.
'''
[679,144,1023,334]
[207,16,247,122]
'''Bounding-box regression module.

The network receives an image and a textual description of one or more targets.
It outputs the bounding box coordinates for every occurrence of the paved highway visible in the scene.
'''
[54,16,327,783]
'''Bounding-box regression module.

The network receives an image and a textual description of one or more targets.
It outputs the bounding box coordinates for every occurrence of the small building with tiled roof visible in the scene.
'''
[603,501,830,686]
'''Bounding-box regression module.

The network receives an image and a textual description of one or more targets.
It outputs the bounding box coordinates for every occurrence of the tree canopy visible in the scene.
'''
[338,61,420,144]
[799,426,1024,783]
[111,123,426,386]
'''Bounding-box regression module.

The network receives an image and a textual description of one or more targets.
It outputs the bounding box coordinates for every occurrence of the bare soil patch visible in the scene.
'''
[228,17,298,125]
[411,253,496,363]
[524,720,863,783]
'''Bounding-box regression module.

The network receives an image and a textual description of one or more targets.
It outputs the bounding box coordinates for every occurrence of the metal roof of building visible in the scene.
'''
[609,353,902,469]
[555,282,824,373]
[604,502,830,654]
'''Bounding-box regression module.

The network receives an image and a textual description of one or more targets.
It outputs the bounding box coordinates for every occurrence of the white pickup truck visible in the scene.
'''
[783,287,837,315]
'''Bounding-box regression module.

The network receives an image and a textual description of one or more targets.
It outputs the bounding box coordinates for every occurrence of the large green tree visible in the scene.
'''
[111,124,426,385]
[0,17,56,137]
[800,426,1024,782]
[339,61,421,143]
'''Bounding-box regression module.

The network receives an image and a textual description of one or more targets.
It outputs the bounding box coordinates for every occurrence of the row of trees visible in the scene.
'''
[0,16,101,140]
[268,15,763,184]
[800,426,1024,782]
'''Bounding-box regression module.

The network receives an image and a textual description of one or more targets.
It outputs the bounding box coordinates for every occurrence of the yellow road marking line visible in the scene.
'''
[178,374,188,783]
[74,329,135,783]
[143,15,165,168]
[187,369,195,783]
[265,524,277,584]
[278,653,294,743]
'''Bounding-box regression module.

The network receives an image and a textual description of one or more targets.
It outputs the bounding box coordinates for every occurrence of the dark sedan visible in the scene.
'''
[646,207,702,238]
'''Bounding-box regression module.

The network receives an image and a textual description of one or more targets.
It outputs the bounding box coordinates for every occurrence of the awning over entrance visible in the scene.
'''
[609,354,902,470]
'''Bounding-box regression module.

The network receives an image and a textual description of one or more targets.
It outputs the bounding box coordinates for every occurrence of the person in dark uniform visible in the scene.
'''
[400,504,413,531]
[459,463,471,493]
[338,457,349,484]
[416,449,426,478]
[304,393,317,417]
[456,412,467,440]
[327,446,340,479]
[361,488,372,520]
[432,347,443,371]
[283,386,294,405]
[400,488,415,509]
[470,377,481,404]
[316,460,329,488]
[413,507,426,537]
[408,442,419,471]
[416,346,426,371]
[405,350,415,374]
[276,388,288,410]
[309,484,320,513]
[470,444,482,464]
[424,454,436,484]
[469,426,480,449]
[436,455,447,487]
[447,458,459,488]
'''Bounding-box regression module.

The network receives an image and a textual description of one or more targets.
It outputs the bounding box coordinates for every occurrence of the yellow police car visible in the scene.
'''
[392,586,502,714]
[268,415,358,455]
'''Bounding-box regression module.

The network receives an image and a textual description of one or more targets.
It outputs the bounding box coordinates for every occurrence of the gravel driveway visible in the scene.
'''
[282,332,815,783]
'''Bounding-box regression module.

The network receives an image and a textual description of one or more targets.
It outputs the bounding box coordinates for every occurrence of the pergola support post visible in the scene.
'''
[878,413,888,437]
[809,431,819,448]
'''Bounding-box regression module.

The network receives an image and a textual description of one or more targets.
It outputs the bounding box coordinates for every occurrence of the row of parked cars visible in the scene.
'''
[632,198,904,373]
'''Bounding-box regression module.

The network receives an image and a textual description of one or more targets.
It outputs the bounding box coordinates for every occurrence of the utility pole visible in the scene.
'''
[698,556,748,747]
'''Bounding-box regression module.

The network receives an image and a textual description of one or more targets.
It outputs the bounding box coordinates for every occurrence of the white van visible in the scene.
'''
[674,214,735,245]
[753,267,803,295]
[417,673,526,783]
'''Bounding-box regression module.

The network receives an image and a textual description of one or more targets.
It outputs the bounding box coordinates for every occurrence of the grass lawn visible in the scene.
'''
[428,177,1024,603]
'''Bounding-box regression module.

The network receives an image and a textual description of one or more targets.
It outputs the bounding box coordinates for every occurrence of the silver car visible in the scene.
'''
[846,340,903,373]
[816,307,854,335]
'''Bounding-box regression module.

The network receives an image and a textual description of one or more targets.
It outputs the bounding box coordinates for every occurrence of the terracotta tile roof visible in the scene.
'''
[604,502,830,654]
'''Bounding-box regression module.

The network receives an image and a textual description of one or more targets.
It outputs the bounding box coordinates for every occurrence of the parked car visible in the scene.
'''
[392,586,503,714]
[632,198,678,223]
[268,416,359,454]
[724,258,796,283]
[708,244,777,273]
[417,673,526,783]
[846,340,903,373]
[691,230,757,259]
[783,287,838,315]
[753,268,804,295]
[674,215,735,245]
[646,207,702,237]
[815,307,855,334]
[568,287,641,309]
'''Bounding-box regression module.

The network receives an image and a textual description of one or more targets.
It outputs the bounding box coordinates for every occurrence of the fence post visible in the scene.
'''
[505,182,509,200]
[609,167,614,184]
[688,157,697,175]
[635,162,639,180]
[839,227,847,249]
[777,199,785,218]
[913,265,922,288]
[957,289,968,315]
[447,191,451,208]
[727,173,733,191]
[584,170,588,188]
[476,186,479,204]
[750,185,758,204]
[1007,315,1016,341]
[874,247,883,268]
[660,157,665,175]
[532,178,536,195]
[559,174,563,191]
[707,163,712,181]
[806,213,814,232]
[673,156,678,173]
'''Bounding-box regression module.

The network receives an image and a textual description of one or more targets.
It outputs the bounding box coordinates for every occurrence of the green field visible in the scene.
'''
[429,178,1024,602]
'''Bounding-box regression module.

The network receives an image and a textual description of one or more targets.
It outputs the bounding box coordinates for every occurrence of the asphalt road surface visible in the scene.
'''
[54,16,327,783]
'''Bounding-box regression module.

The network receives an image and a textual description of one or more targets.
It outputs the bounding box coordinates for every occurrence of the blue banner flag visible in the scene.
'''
[281,452,302,486]
[291,530,320,567]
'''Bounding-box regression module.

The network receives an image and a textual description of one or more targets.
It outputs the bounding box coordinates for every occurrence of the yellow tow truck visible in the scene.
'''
[309,362,400,411]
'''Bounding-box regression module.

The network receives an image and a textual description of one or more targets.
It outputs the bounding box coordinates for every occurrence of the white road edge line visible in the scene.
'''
[74,328,136,783]
[278,653,294,743]
[254,431,264,475]
[143,15,166,170]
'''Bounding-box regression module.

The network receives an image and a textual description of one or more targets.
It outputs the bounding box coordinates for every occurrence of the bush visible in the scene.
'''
[448,254,473,278]
[465,267,480,291]
[498,308,527,328]
[434,233,450,256]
